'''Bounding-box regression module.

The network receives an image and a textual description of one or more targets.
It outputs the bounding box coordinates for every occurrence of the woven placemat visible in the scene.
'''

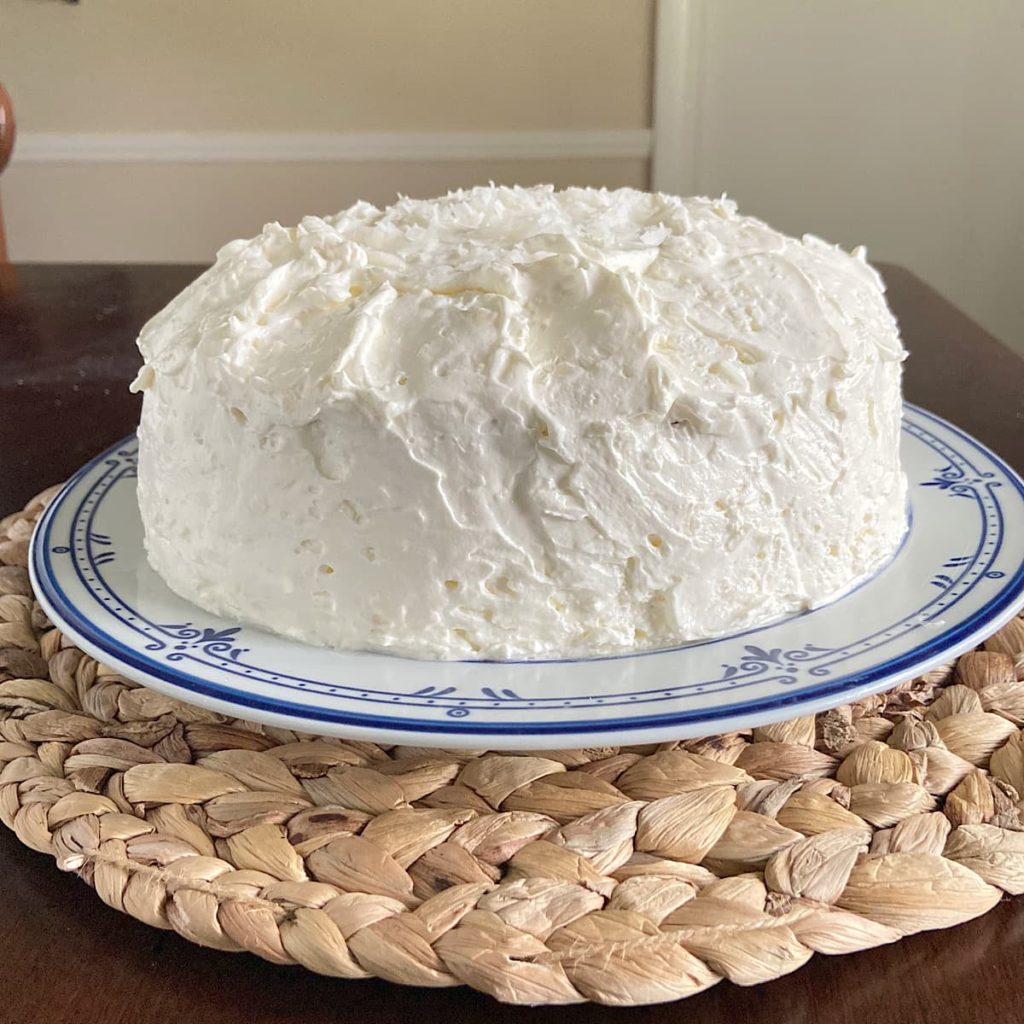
[2,486,1024,1006]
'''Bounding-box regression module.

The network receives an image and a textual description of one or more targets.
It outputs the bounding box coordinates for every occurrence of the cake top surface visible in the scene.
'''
[134,186,904,427]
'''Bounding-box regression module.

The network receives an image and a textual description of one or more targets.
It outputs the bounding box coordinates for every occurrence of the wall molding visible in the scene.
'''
[14,129,652,164]
[651,0,703,195]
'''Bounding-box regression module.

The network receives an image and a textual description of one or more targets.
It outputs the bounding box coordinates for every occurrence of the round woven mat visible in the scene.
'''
[2,487,1024,1006]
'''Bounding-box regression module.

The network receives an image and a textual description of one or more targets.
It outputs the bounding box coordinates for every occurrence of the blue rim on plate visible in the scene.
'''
[29,404,1024,748]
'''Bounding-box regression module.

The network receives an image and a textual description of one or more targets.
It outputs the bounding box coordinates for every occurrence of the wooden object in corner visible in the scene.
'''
[0,83,15,264]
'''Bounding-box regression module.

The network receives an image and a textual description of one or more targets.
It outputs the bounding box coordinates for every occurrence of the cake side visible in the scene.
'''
[132,187,907,660]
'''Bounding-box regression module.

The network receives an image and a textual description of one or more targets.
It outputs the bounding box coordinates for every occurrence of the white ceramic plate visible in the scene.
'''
[29,404,1024,749]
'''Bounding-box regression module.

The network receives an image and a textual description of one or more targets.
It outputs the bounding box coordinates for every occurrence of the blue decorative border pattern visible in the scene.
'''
[33,405,1024,736]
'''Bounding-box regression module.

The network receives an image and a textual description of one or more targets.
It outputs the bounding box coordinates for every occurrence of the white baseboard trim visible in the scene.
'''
[14,129,652,164]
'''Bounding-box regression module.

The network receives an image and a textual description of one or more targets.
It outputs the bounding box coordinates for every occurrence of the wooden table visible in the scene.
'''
[0,264,1021,1023]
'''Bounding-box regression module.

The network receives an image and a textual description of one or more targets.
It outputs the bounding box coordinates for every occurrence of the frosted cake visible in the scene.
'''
[131,186,907,660]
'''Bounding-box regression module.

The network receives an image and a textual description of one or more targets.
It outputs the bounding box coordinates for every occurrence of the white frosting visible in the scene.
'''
[132,186,907,660]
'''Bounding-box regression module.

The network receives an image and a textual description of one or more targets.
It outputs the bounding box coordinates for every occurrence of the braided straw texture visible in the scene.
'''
[2,487,1024,1006]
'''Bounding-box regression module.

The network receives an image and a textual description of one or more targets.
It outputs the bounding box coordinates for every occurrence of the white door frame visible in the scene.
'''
[651,0,704,195]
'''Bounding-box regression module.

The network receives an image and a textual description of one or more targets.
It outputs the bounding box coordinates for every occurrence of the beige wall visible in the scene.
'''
[680,0,1024,352]
[2,0,652,132]
[1,0,653,260]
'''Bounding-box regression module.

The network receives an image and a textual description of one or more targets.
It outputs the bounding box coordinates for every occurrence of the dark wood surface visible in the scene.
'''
[0,263,1022,1023]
